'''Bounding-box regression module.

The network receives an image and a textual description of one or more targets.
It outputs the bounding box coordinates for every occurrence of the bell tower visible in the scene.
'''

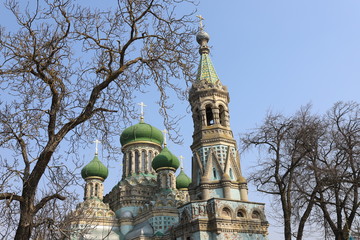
[188,20,248,202]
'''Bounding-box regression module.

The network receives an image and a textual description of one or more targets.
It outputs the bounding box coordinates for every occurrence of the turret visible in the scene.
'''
[152,130,179,190]
[81,152,108,201]
[188,25,248,201]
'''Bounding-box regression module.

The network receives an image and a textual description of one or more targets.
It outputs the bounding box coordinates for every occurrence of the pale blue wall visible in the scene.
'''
[230,188,240,199]
[208,188,223,198]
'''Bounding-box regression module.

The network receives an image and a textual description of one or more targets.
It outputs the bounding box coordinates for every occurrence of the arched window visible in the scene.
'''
[169,175,172,188]
[135,151,140,173]
[252,210,260,219]
[128,152,133,174]
[237,210,245,217]
[219,105,226,126]
[222,207,231,217]
[206,105,214,126]
[213,168,217,179]
[148,151,153,170]
[161,174,167,188]
[95,183,98,197]
[141,151,146,172]
[90,183,94,196]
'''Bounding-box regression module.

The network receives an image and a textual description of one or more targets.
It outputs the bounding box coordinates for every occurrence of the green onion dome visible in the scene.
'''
[176,169,192,189]
[152,147,180,171]
[120,119,164,146]
[81,155,109,180]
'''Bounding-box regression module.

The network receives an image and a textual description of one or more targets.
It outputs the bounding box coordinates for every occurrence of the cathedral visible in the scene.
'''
[69,24,269,240]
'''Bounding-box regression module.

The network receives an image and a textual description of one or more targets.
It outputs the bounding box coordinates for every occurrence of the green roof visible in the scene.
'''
[120,119,164,146]
[176,169,192,189]
[81,155,109,180]
[196,50,220,84]
[152,147,180,171]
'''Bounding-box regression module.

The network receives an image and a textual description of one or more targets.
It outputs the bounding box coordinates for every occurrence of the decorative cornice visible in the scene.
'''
[121,140,162,150]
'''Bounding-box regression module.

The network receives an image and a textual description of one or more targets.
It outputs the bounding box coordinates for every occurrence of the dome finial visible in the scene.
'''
[93,139,101,155]
[179,155,184,170]
[196,15,205,31]
[161,129,168,147]
[138,102,147,122]
[196,15,210,54]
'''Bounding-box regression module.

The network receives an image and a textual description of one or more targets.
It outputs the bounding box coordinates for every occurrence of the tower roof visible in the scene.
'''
[120,119,164,146]
[195,29,221,85]
[152,147,180,171]
[176,169,191,189]
[81,154,109,180]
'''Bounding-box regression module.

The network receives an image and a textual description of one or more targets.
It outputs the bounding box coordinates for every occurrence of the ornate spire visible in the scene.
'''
[194,16,221,85]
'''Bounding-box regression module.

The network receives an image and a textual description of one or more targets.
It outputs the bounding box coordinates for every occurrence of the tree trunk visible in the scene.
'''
[15,197,34,240]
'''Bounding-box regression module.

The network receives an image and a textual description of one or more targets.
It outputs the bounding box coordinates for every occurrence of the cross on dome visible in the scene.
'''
[161,129,168,147]
[93,139,101,155]
[138,102,147,120]
[196,15,205,30]
[179,155,184,169]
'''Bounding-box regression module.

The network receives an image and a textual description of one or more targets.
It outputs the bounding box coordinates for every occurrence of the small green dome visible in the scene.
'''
[81,155,109,180]
[152,147,180,171]
[120,119,164,146]
[176,169,192,189]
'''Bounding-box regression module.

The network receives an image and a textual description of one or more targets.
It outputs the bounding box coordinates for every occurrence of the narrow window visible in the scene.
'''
[128,152,133,174]
[161,174,166,188]
[142,151,146,172]
[90,183,94,196]
[169,174,172,188]
[206,105,214,126]
[95,183,98,197]
[148,151,153,170]
[84,186,87,199]
[135,151,140,173]
[213,168,217,179]
[123,155,127,176]
[229,168,234,179]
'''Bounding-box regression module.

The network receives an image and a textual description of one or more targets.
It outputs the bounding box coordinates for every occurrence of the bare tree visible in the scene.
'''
[243,102,360,240]
[0,0,197,239]
[307,102,360,240]
[242,106,324,240]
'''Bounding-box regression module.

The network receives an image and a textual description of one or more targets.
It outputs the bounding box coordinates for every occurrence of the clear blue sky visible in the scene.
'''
[2,1,360,239]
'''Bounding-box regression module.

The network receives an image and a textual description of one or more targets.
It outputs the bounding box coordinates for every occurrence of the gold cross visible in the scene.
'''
[179,155,184,169]
[93,139,101,155]
[162,129,168,146]
[138,102,147,119]
[196,15,205,30]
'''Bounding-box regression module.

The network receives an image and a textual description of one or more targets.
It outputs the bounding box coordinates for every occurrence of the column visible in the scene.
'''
[212,107,220,125]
